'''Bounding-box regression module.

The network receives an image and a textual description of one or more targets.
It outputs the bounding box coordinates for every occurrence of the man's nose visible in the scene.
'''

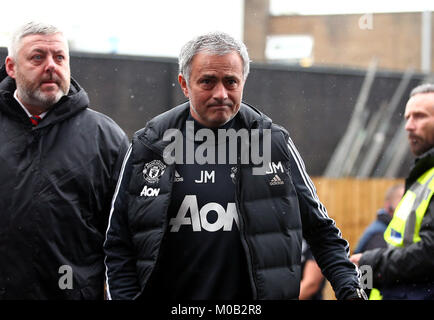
[213,82,228,101]
[44,55,56,72]
[405,117,415,132]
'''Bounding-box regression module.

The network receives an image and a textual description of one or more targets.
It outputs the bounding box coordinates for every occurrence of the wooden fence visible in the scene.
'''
[310,177,404,299]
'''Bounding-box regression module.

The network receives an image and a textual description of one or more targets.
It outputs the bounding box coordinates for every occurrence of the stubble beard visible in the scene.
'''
[408,134,433,156]
[15,68,69,111]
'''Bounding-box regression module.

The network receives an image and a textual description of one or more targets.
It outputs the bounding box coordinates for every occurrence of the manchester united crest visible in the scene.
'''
[143,160,166,184]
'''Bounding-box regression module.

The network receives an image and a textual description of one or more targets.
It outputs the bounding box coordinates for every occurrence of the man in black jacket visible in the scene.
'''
[0,22,129,299]
[351,83,434,300]
[104,32,366,300]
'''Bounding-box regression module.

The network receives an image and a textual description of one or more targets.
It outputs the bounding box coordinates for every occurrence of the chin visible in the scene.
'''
[38,90,65,105]
[212,117,231,126]
[412,147,428,157]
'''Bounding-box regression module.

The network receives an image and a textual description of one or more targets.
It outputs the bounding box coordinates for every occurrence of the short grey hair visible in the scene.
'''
[178,31,250,85]
[8,21,66,58]
[410,83,434,97]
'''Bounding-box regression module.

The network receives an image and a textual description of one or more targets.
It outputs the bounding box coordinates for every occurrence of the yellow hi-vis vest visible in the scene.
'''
[384,167,434,247]
[369,167,434,300]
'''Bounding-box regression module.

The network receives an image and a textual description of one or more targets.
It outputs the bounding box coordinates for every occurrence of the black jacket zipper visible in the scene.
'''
[234,162,259,299]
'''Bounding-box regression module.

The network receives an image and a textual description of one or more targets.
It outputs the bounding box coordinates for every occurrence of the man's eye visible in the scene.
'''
[226,79,239,88]
[32,55,43,60]
[56,55,65,61]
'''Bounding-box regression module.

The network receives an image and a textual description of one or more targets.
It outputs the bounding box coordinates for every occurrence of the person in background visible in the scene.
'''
[104,31,366,300]
[0,21,129,299]
[351,83,434,300]
[299,238,326,300]
[354,184,405,254]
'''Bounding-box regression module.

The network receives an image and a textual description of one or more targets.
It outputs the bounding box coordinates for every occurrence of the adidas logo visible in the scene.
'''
[174,170,184,182]
[270,174,284,186]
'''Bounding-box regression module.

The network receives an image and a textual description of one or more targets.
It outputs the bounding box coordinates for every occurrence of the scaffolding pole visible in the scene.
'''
[383,120,410,177]
[349,100,389,176]
[324,58,378,177]
[357,68,414,177]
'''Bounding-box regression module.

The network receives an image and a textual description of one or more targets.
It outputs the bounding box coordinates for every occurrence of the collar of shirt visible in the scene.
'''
[14,90,47,119]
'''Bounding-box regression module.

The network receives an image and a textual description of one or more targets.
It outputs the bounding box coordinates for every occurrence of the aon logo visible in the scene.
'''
[169,195,239,232]
[140,185,160,197]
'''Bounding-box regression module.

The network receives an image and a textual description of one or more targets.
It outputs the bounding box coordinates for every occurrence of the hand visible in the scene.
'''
[349,253,362,266]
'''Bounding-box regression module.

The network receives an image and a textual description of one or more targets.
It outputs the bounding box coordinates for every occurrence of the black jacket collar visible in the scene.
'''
[406,147,434,189]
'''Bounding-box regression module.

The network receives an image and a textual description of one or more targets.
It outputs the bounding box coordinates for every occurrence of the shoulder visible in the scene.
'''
[239,103,293,163]
[82,108,119,125]
[79,108,128,142]
[271,122,290,141]
[135,102,190,140]
[365,220,388,236]
[239,102,290,139]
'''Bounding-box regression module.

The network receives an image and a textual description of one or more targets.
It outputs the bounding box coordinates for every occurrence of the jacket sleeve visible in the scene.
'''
[359,200,434,286]
[100,134,130,233]
[104,144,141,299]
[286,136,364,300]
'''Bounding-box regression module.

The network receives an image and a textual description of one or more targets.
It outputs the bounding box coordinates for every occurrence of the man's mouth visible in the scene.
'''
[40,80,58,88]
[41,74,59,85]
[208,103,233,109]
[408,134,420,144]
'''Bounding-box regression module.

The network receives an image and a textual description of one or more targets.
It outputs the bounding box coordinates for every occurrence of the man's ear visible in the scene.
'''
[5,56,16,79]
[178,74,189,98]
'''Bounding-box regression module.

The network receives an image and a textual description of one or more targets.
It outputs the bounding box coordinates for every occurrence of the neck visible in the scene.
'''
[15,91,50,116]
[22,104,48,116]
